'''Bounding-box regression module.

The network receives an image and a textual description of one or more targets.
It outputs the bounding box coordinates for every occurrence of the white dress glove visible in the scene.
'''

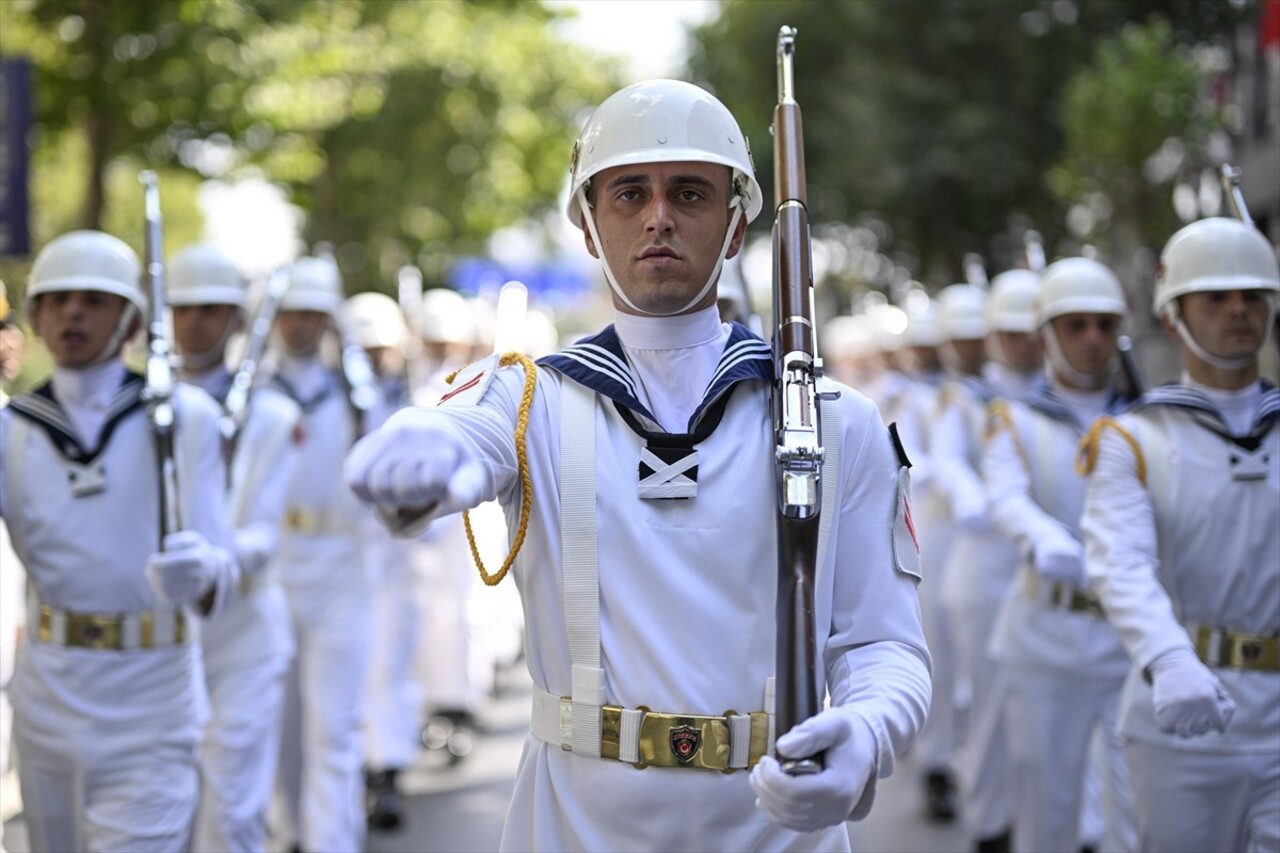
[1148,647,1236,738]
[749,708,878,832]
[1034,538,1086,586]
[345,407,485,512]
[146,530,221,608]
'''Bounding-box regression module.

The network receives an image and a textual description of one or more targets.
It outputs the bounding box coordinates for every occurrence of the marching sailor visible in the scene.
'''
[270,257,373,853]
[346,80,931,851]
[984,258,1136,853]
[167,244,301,853]
[1080,217,1280,853]
[0,231,237,852]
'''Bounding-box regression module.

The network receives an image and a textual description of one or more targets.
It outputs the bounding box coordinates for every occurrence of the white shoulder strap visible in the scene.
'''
[559,378,604,756]
[3,415,31,569]
[815,379,842,587]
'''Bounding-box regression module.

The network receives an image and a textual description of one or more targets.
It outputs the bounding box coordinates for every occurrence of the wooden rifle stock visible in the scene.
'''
[139,171,183,544]
[771,25,825,775]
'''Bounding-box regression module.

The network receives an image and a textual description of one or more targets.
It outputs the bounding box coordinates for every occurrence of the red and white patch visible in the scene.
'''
[892,466,922,580]
[437,354,499,409]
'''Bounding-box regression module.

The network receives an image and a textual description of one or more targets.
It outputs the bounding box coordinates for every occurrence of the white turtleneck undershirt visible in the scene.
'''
[1182,371,1263,436]
[983,360,1040,399]
[52,358,127,448]
[613,305,729,433]
[182,364,230,399]
[277,353,332,402]
[1050,378,1111,426]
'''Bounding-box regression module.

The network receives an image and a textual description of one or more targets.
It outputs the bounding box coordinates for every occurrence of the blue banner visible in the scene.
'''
[0,58,32,257]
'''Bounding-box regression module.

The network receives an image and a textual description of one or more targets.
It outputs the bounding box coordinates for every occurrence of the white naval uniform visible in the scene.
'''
[271,355,371,853]
[363,375,424,773]
[929,363,1032,839]
[379,307,932,852]
[0,359,234,853]
[1082,380,1280,853]
[985,379,1134,853]
[187,368,300,853]
[0,384,24,853]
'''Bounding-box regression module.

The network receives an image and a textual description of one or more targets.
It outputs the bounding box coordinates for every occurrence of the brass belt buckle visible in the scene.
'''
[71,614,122,650]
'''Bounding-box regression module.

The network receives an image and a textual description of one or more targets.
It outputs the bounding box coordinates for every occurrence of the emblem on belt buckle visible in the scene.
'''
[669,725,701,764]
[1242,641,1262,662]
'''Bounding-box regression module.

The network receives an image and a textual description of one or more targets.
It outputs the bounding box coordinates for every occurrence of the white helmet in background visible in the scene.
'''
[567,79,761,317]
[167,243,248,309]
[870,303,908,354]
[419,287,474,344]
[1154,217,1280,369]
[938,284,987,341]
[905,299,943,348]
[1035,258,1127,327]
[26,230,145,314]
[280,256,342,315]
[346,291,408,351]
[985,269,1040,333]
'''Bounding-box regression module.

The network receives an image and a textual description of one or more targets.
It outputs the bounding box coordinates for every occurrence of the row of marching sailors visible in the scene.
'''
[822,217,1279,853]
[0,232,513,853]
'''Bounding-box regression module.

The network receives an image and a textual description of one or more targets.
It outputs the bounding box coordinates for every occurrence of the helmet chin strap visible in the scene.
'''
[86,303,140,369]
[177,311,240,373]
[1041,323,1106,390]
[1166,303,1266,371]
[577,186,744,318]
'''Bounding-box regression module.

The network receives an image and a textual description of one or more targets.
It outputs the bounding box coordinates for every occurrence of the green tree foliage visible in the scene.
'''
[688,0,1239,290]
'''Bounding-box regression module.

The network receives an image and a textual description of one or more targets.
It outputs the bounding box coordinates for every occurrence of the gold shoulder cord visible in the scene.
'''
[444,353,538,586]
[984,399,1030,471]
[1076,416,1146,486]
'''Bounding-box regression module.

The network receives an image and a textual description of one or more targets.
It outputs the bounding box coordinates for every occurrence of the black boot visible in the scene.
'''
[975,828,1012,853]
[924,770,958,822]
[366,767,404,831]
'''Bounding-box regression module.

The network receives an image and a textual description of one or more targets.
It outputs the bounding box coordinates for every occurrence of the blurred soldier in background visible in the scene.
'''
[270,257,372,853]
[345,290,422,831]
[939,270,1043,852]
[167,244,301,853]
[346,79,930,850]
[1,231,237,852]
[985,258,1136,853]
[1082,218,1280,853]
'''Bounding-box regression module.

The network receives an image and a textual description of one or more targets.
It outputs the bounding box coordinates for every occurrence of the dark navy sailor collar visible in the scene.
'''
[269,369,340,415]
[539,321,772,432]
[8,371,147,464]
[1132,381,1279,441]
[1022,378,1131,431]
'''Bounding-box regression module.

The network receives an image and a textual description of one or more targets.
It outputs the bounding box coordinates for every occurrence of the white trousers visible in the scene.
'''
[364,540,423,770]
[192,588,291,853]
[277,564,371,853]
[952,592,1012,839]
[1004,664,1134,853]
[15,715,197,853]
[416,517,481,712]
[1125,740,1280,853]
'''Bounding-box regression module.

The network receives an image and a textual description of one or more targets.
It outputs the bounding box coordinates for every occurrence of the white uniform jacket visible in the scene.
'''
[1082,383,1280,752]
[985,381,1130,677]
[0,368,232,740]
[383,323,931,851]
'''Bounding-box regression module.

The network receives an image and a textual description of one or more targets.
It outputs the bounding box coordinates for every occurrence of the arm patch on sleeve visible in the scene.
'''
[892,465,922,581]
[438,354,499,409]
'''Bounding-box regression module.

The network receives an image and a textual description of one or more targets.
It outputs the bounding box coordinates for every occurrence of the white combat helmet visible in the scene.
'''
[280,256,342,315]
[1154,217,1280,369]
[26,230,145,314]
[905,299,943,348]
[937,284,987,341]
[419,287,475,345]
[167,243,249,309]
[870,303,908,354]
[985,269,1040,333]
[566,79,763,317]
[346,291,408,351]
[1035,258,1127,327]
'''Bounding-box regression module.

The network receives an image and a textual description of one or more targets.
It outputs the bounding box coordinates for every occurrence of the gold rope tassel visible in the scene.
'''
[445,352,538,586]
[984,399,1031,471]
[1076,416,1146,485]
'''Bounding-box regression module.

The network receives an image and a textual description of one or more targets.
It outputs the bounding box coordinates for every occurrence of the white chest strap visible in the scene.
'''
[3,415,31,569]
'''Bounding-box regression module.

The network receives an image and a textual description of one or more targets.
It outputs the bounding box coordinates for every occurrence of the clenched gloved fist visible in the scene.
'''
[146,530,221,607]
[344,407,484,514]
[1033,538,1086,586]
[749,708,878,832]
[1149,647,1236,738]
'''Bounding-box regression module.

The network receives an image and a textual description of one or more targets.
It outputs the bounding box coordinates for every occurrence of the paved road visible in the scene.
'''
[2,668,969,852]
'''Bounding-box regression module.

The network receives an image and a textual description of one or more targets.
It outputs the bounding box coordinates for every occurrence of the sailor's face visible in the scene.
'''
[582,161,746,316]
[1179,289,1273,362]
[173,303,239,360]
[32,289,129,369]
[1049,312,1119,378]
[993,330,1042,373]
[275,310,329,354]
[946,338,986,375]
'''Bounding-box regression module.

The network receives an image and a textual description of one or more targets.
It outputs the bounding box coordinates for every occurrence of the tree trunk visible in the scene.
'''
[81,0,107,230]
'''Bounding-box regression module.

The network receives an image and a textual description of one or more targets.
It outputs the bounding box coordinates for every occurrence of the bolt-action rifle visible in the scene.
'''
[771,25,825,775]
